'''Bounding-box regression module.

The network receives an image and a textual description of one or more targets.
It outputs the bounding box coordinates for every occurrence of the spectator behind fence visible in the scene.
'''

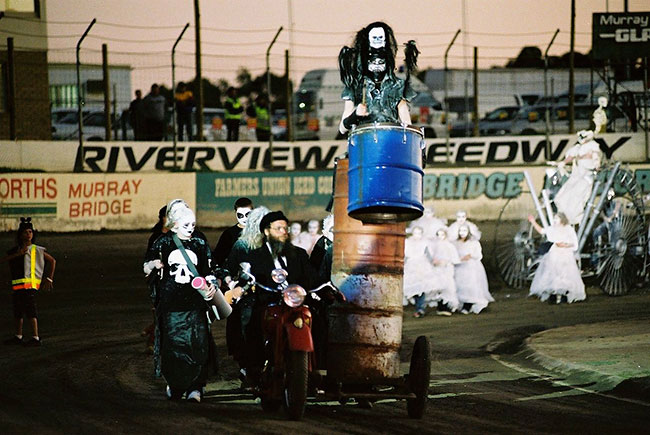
[175,82,194,141]
[129,89,146,141]
[143,84,166,141]
[224,87,244,142]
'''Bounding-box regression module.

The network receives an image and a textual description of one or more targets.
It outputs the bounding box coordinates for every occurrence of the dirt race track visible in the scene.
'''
[0,229,649,434]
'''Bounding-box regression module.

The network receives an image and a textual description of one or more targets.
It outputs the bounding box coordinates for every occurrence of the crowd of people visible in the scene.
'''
[140,197,334,402]
[127,83,270,142]
[403,208,493,317]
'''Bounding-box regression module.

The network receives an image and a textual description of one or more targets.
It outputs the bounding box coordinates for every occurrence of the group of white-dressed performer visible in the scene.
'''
[403,208,493,317]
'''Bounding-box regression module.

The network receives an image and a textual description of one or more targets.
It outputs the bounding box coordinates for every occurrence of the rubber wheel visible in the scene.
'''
[407,335,431,419]
[283,350,308,420]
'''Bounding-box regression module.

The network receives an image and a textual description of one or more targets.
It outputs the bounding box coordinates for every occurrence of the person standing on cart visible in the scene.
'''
[338,21,419,135]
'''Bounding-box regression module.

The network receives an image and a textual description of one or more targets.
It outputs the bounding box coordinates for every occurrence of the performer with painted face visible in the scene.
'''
[144,200,216,403]
[448,210,482,241]
[452,224,493,314]
[338,21,419,134]
[212,197,253,267]
[553,130,602,225]
[528,212,585,304]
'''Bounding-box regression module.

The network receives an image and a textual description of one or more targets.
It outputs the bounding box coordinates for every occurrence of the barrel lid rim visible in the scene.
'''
[349,122,424,136]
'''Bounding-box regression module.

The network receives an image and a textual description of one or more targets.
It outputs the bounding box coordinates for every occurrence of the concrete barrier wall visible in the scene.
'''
[0,173,195,232]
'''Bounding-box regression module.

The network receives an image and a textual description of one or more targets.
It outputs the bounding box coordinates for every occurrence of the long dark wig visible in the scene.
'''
[338,21,419,98]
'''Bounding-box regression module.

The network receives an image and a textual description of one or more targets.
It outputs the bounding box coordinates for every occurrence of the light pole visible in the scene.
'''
[544,28,560,159]
[172,23,190,170]
[75,18,96,170]
[444,29,461,164]
[266,26,283,162]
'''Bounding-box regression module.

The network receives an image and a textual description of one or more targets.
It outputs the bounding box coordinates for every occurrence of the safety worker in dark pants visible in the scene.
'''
[246,94,271,142]
[224,87,244,142]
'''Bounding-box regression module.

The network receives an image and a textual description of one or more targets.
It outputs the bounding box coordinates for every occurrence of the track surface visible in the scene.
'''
[0,230,648,434]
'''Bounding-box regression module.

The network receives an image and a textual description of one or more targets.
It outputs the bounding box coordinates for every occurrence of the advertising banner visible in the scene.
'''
[0,173,195,231]
[1,132,646,173]
[196,170,333,227]
[592,12,650,60]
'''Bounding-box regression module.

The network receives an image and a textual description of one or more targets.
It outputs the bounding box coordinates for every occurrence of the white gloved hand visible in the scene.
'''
[143,259,163,275]
[202,283,217,300]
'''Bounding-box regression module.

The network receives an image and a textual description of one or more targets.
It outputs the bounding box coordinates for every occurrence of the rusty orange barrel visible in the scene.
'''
[327,158,406,382]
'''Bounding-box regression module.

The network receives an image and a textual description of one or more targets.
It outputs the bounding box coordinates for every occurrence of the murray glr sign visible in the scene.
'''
[592,12,650,60]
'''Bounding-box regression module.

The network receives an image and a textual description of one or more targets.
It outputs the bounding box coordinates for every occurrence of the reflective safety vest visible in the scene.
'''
[255,106,270,131]
[225,97,242,120]
[12,245,45,291]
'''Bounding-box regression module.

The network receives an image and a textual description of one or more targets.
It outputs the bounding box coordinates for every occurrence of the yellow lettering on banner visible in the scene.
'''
[214,177,260,198]
[292,176,315,195]
[262,177,291,196]
[317,176,333,195]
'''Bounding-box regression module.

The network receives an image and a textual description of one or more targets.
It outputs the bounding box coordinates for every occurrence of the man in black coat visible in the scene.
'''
[212,197,253,267]
[238,210,318,380]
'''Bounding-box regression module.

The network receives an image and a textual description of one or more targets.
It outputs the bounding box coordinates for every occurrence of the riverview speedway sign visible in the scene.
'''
[0,132,645,172]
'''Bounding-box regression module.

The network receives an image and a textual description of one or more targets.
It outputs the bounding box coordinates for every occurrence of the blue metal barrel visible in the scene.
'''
[347,122,424,223]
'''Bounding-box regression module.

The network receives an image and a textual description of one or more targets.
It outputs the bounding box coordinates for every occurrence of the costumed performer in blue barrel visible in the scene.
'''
[338,21,419,135]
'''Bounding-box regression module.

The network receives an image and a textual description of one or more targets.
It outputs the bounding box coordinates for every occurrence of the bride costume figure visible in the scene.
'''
[553,129,602,225]
[448,210,482,241]
[424,227,460,316]
[406,207,446,240]
[453,224,493,314]
[403,226,435,316]
[528,212,586,304]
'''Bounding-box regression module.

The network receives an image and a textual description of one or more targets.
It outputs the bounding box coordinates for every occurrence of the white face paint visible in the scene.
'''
[368,27,386,49]
[412,226,423,239]
[577,130,594,144]
[308,220,319,235]
[436,229,447,240]
[290,223,302,237]
[172,208,196,240]
[236,207,252,227]
[456,211,467,224]
[458,225,470,239]
[598,96,608,108]
[553,215,562,226]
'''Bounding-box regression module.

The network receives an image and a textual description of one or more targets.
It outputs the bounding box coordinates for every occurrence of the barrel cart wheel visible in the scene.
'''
[406,335,431,419]
[493,195,542,289]
[590,165,647,295]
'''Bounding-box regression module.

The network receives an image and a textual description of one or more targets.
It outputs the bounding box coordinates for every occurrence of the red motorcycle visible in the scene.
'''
[238,262,341,420]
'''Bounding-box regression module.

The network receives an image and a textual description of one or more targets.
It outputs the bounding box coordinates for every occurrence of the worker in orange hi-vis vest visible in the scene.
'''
[1,217,56,347]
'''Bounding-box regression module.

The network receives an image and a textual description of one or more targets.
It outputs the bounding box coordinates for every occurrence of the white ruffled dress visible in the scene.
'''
[553,140,600,225]
[529,224,586,303]
[423,239,460,310]
[453,239,494,313]
[403,236,435,305]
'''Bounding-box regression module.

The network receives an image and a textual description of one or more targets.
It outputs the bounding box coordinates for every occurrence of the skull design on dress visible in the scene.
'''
[168,248,198,284]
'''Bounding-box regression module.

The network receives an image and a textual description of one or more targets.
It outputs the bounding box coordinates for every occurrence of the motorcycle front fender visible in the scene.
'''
[284,310,314,352]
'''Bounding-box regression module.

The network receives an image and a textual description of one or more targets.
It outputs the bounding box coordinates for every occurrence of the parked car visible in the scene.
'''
[509,103,618,135]
[449,105,520,137]
[52,110,132,141]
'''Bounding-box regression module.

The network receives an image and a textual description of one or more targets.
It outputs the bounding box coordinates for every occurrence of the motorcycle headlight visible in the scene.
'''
[283,284,307,308]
